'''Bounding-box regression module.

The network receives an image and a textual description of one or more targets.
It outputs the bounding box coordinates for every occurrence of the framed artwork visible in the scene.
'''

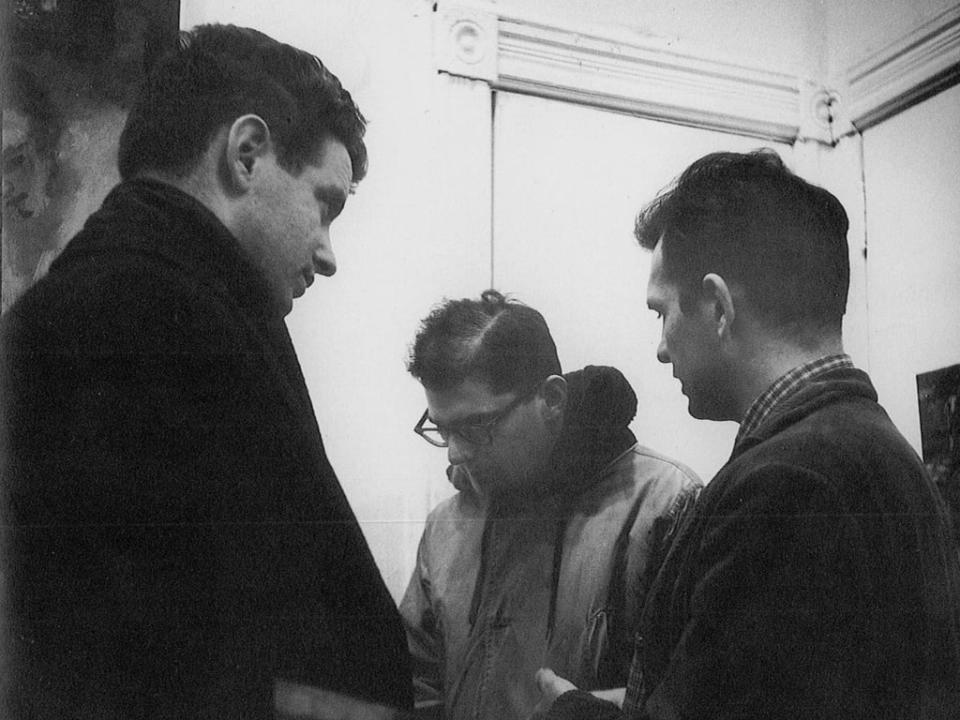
[917,363,960,540]
[2,0,180,312]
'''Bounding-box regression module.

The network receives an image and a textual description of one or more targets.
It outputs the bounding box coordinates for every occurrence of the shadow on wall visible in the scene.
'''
[1,0,180,313]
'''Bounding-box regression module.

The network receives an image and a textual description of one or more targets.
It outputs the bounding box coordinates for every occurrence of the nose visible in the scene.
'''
[656,337,670,365]
[446,434,474,466]
[315,231,337,277]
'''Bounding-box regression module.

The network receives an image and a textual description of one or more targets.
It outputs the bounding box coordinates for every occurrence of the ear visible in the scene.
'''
[539,375,568,420]
[701,273,736,342]
[225,114,272,190]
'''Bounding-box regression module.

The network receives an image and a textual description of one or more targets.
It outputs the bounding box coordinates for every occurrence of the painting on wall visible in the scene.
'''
[917,363,960,541]
[2,0,180,313]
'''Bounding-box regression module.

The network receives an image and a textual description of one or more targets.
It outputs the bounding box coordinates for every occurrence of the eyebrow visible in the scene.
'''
[428,409,499,429]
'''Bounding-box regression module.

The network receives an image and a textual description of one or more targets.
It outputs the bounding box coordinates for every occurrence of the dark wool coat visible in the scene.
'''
[1,180,413,719]
[548,367,960,720]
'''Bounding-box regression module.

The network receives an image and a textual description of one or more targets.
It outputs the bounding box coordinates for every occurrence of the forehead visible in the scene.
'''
[303,136,353,185]
[646,242,674,305]
[424,377,513,422]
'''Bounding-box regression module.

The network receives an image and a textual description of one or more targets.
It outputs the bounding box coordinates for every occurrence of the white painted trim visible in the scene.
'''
[433,2,960,145]
[434,3,820,143]
[839,4,960,132]
[494,17,814,143]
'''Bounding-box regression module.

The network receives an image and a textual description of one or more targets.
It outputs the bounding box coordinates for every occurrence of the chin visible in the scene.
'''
[276,295,294,316]
[686,395,724,422]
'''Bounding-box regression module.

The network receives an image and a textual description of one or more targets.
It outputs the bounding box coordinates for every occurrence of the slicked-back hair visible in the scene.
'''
[635,149,850,331]
[408,290,562,395]
[118,24,367,182]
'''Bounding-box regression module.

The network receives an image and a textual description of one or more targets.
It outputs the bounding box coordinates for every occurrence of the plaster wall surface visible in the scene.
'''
[861,83,960,452]
[826,0,959,75]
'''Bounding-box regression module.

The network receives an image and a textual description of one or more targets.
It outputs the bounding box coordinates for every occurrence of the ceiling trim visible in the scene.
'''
[837,4,960,133]
[433,2,960,145]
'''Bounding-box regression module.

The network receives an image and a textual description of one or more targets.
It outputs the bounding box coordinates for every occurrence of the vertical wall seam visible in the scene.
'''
[489,88,497,289]
[856,130,870,373]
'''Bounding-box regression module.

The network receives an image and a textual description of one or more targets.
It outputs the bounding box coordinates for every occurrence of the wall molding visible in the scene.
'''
[838,3,960,133]
[434,2,960,145]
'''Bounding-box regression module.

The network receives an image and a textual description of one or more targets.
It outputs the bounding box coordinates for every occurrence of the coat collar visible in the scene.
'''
[52,178,278,321]
[731,366,878,460]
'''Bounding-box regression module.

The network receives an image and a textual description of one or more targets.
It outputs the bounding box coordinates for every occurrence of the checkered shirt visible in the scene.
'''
[735,354,854,445]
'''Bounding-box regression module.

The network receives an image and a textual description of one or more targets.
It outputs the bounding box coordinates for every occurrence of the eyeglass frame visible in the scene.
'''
[413,383,541,448]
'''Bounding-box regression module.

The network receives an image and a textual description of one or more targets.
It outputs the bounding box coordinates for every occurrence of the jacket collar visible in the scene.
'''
[51,178,278,320]
[731,366,878,460]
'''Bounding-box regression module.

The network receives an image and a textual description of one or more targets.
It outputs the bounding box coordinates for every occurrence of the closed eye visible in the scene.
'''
[316,186,347,223]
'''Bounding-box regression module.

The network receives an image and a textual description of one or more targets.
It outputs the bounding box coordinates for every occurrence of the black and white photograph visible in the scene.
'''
[3,1,959,719]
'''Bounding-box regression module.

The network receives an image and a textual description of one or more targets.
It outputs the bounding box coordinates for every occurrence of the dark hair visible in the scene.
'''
[117,24,367,182]
[407,290,562,394]
[635,149,850,331]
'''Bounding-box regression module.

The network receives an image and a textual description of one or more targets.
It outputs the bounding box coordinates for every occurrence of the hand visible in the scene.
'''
[531,667,578,717]
[590,687,625,707]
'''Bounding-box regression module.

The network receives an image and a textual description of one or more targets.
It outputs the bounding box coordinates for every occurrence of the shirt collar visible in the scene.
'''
[736,353,854,443]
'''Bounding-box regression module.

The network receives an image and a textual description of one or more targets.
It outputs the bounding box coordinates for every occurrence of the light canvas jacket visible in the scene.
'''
[400,366,701,720]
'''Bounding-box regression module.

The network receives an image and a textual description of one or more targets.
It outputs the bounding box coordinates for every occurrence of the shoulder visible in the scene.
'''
[608,444,703,494]
[576,445,702,528]
[729,399,924,507]
[6,246,239,361]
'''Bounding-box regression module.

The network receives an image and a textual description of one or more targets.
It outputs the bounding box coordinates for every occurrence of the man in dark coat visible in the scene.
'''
[1,24,412,719]
[535,150,960,719]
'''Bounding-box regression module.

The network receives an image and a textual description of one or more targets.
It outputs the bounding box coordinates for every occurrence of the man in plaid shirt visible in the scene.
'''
[535,149,960,720]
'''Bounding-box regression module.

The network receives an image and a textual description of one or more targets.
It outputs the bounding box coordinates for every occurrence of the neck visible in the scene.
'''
[730,332,844,421]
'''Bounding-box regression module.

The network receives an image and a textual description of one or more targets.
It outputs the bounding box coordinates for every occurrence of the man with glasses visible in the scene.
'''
[400,289,701,720]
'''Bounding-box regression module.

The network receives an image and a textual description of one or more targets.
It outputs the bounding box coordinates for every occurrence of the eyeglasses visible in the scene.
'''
[414,387,537,448]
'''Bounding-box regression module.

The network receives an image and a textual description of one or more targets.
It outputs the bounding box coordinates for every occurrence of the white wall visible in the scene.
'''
[826,0,959,76]
[177,0,959,598]
[861,83,960,452]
